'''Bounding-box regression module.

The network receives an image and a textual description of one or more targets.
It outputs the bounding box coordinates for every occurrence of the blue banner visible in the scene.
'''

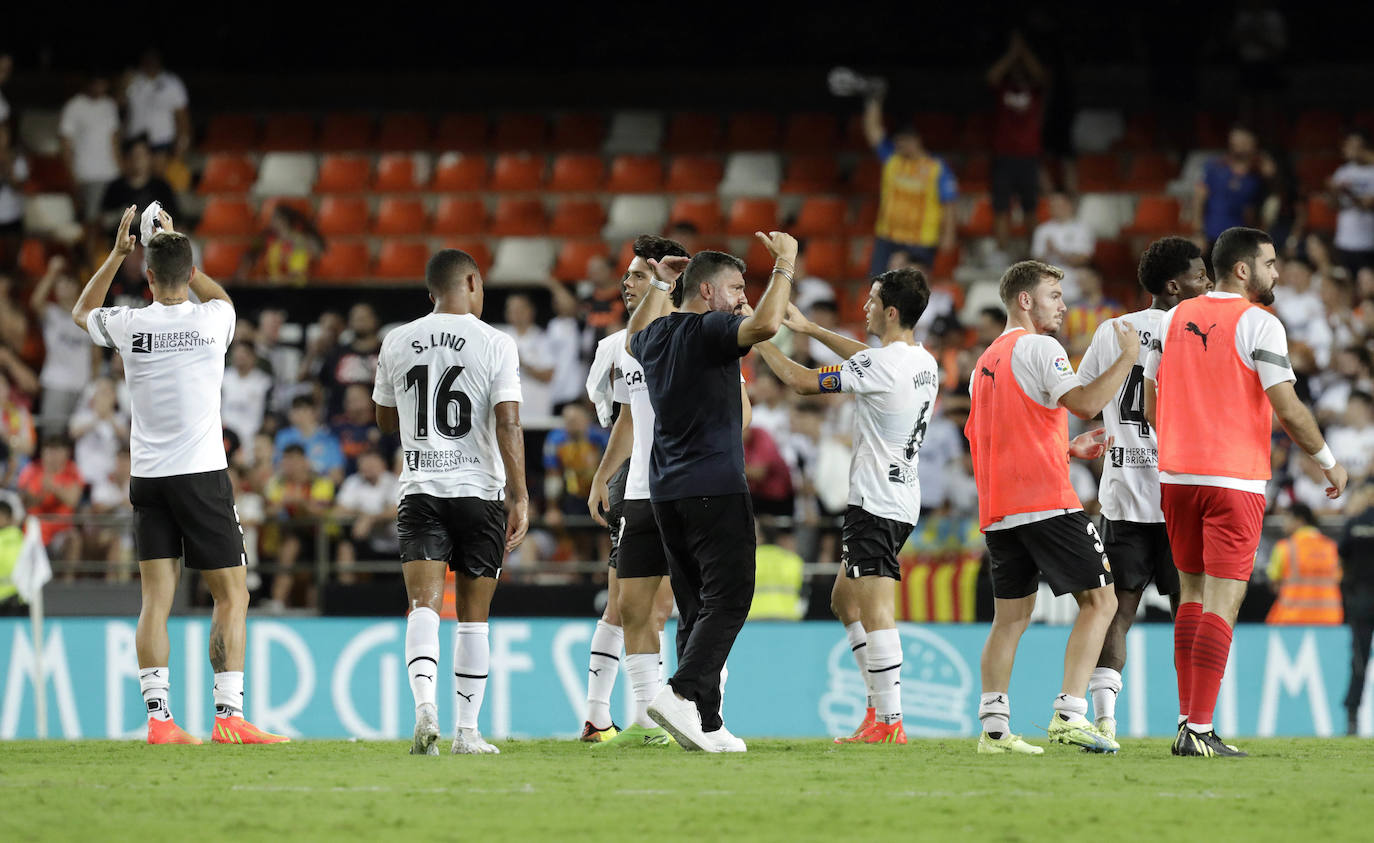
[0,618,1368,739]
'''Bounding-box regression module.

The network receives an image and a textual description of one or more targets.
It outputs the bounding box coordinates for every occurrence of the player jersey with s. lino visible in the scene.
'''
[1078,307,1165,523]
[818,342,938,524]
[372,312,521,501]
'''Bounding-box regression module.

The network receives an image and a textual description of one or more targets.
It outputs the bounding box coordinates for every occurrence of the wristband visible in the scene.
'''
[649,277,671,292]
[1310,444,1336,471]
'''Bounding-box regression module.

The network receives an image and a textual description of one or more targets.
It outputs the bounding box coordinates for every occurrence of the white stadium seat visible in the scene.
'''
[252,152,317,197]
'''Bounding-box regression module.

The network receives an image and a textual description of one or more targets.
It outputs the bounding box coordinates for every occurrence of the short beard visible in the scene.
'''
[1250,278,1275,306]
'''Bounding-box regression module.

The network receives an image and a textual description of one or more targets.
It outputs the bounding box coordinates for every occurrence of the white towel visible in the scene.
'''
[140,201,164,246]
[585,330,625,428]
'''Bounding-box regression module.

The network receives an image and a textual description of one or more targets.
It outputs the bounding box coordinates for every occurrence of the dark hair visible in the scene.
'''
[1138,236,1203,295]
[426,248,478,296]
[998,260,1064,306]
[668,220,700,236]
[0,500,12,519]
[979,305,1007,324]
[1288,502,1319,528]
[872,267,931,329]
[282,443,307,457]
[290,395,317,410]
[41,434,71,451]
[680,251,745,301]
[146,231,193,287]
[808,299,839,315]
[1211,227,1273,281]
[633,235,690,307]
[121,135,151,156]
[1346,128,1371,147]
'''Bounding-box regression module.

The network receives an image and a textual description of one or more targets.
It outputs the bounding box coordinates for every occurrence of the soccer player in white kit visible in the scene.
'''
[751,267,939,744]
[373,249,530,756]
[72,206,287,745]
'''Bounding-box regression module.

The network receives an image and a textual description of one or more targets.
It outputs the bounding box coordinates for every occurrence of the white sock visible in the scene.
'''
[625,653,660,729]
[1178,714,1188,726]
[213,671,244,718]
[1054,693,1089,721]
[406,607,440,712]
[719,663,728,717]
[140,667,171,721]
[1089,667,1122,723]
[844,621,873,709]
[658,631,667,686]
[867,628,902,725]
[979,691,1010,738]
[1188,722,1213,734]
[586,620,622,728]
[454,622,490,731]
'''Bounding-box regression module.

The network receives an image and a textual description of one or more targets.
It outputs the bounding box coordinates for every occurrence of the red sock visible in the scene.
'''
[1174,602,1202,721]
[1189,612,1234,727]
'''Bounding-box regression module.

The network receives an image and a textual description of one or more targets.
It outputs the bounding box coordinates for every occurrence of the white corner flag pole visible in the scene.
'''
[17,516,53,739]
[31,573,46,740]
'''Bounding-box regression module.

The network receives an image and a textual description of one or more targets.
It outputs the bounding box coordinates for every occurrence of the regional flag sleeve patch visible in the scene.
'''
[817,364,843,393]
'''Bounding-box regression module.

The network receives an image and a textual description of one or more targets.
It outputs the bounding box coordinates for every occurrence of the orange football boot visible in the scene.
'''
[835,707,877,743]
[147,717,202,745]
[846,719,907,744]
[212,715,291,744]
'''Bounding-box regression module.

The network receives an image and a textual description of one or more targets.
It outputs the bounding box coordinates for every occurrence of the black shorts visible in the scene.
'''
[616,499,670,579]
[991,155,1040,214]
[397,494,505,579]
[129,469,246,570]
[605,460,629,570]
[1102,519,1178,594]
[984,511,1114,599]
[841,505,913,580]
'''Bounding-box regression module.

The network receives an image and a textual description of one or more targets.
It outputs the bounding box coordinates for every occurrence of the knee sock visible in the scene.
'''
[140,667,171,721]
[625,653,660,729]
[406,607,440,712]
[1054,693,1089,721]
[658,630,667,687]
[979,691,1010,739]
[213,671,244,718]
[1188,612,1234,732]
[585,620,622,729]
[454,622,490,731]
[866,628,902,725]
[719,663,729,717]
[1089,667,1122,723]
[1174,602,1202,722]
[844,621,874,709]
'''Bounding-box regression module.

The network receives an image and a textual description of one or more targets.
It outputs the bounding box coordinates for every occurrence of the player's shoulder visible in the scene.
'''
[1015,330,1067,355]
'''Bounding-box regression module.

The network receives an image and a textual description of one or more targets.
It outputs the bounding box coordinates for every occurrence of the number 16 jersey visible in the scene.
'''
[373,312,523,502]
[1077,307,1165,523]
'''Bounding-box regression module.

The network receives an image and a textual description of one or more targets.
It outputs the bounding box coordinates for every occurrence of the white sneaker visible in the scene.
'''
[410,703,439,756]
[705,724,746,752]
[451,727,500,755]
[647,685,709,751]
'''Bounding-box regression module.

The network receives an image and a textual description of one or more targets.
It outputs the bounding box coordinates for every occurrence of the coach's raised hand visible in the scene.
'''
[735,230,797,347]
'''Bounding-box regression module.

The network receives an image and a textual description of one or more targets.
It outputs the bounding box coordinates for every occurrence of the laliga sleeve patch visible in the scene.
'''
[818,364,842,393]
[1052,356,1073,378]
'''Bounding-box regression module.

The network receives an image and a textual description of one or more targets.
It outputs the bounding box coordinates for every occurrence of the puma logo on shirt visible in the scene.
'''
[1184,321,1217,350]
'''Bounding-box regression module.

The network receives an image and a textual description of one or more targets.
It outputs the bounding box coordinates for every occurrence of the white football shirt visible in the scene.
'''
[86,299,235,478]
[373,312,521,502]
[1077,307,1166,523]
[614,338,654,501]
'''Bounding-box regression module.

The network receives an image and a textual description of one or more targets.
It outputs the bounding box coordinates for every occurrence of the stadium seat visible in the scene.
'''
[552,113,605,150]
[1092,238,1135,286]
[257,196,314,227]
[435,113,489,150]
[201,114,259,152]
[792,197,847,237]
[253,153,317,196]
[849,238,874,279]
[665,155,723,193]
[603,196,669,240]
[669,197,721,235]
[958,155,990,193]
[1291,110,1344,151]
[316,240,371,281]
[1194,112,1231,149]
[782,112,840,153]
[726,112,780,150]
[1122,153,1177,192]
[377,113,431,150]
[606,155,664,193]
[742,235,776,278]
[549,199,605,237]
[1076,193,1133,239]
[17,238,47,280]
[960,196,995,238]
[491,153,545,191]
[492,113,548,150]
[374,197,429,236]
[1076,154,1122,192]
[441,238,491,273]
[201,240,249,279]
[932,245,959,280]
[548,154,605,192]
[664,113,722,153]
[262,114,317,151]
[314,154,372,193]
[490,197,548,236]
[604,111,665,155]
[316,196,371,236]
[433,153,488,191]
[800,237,846,280]
[1308,195,1337,232]
[1122,196,1182,237]
[554,240,611,282]
[726,197,779,236]
[318,113,375,151]
[848,158,881,193]
[718,152,781,197]
[846,200,877,236]
[17,110,60,155]
[432,197,488,235]
[913,112,959,152]
[487,237,557,283]
[373,153,425,192]
[26,154,72,193]
[196,198,256,236]
[960,112,993,152]
[1117,111,1158,151]
[199,154,257,195]
[374,241,431,280]
[1296,152,1341,194]
[780,155,840,193]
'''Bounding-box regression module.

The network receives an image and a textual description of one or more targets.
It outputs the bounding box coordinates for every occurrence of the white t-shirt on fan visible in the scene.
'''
[221,365,273,443]
[59,93,121,183]
[124,71,188,147]
[41,303,94,392]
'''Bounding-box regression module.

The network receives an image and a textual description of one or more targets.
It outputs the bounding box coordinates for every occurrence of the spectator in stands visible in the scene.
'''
[0,372,35,488]
[576,254,627,352]
[69,376,127,490]
[316,303,380,418]
[975,305,1007,347]
[59,72,121,223]
[746,369,792,451]
[1340,482,1374,735]
[331,383,389,475]
[229,464,264,592]
[1276,256,1328,353]
[862,88,957,273]
[85,447,132,581]
[244,204,323,286]
[254,307,304,411]
[542,402,607,524]
[1314,345,1373,422]
[987,31,1049,249]
[500,293,555,421]
[0,54,11,149]
[0,499,23,615]
[1266,502,1343,627]
[274,395,345,485]
[17,436,83,568]
[264,444,335,610]
[333,448,398,584]
[666,220,701,255]
[120,49,189,173]
[1193,125,1272,246]
[0,144,27,262]
[221,342,273,445]
[744,424,795,521]
[99,137,178,235]
[1030,191,1095,303]
[1327,391,1374,483]
[30,256,96,433]
[1329,130,1374,279]
[799,301,862,367]
[540,277,591,413]
[791,241,838,314]
[1060,265,1120,362]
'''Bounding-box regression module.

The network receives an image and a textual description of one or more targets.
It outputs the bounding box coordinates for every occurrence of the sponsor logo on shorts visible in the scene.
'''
[1109,446,1158,468]
[130,330,216,353]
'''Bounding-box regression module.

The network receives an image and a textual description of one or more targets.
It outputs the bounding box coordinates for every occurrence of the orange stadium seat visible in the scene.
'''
[549,199,605,236]
[1296,152,1341,193]
[314,154,372,193]
[780,155,840,193]
[664,113,722,153]
[1122,153,1177,192]
[742,235,775,278]
[1118,112,1158,151]
[316,196,370,236]
[669,197,721,234]
[842,113,869,151]
[433,198,487,235]
[551,114,605,150]
[800,238,846,280]
[849,239,874,279]
[262,114,317,151]
[374,197,428,236]
[377,113,431,150]
[846,200,877,236]
[913,112,959,152]
[1123,196,1182,237]
[1291,111,1345,151]
[375,241,430,279]
[1076,154,1122,192]
[318,113,375,151]
[548,154,605,192]
[436,114,489,150]
[202,114,258,152]
[199,154,256,194]
[18,238,47,280]
[491,153,545,191]
[315,241,371,281]
[24,155,71,193]
[665,155,723,192]
[848,158,881,193]
[960,196,994,238]
[257,196,314,227]
[1194,112,1231,149]
[726,112,780,150]
[433,154,488,191]
[606,155,664,193]
[783,112,840,153]
[492,113,548,150]
[959,155,989,193]
[373,153,424,192]
[441,239,491,273]
[490,197,547,236]
[196,198,256,236]
[1308,195,1337,232]
[554,240,611,282]
[1093,239,1135,286]
[202,240,249,279]
[793,196,847,237]
[931,245,959,280]
[960,112,993,151]
[726,198,778,236]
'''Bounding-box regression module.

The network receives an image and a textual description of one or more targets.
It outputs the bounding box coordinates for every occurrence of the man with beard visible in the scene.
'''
[320,303,381,418]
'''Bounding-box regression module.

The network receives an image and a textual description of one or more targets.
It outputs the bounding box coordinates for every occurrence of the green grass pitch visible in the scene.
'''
[2,738,1372,841]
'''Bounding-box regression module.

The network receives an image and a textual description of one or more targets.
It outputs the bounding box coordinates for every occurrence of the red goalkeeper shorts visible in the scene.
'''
[1161,483,1265,582]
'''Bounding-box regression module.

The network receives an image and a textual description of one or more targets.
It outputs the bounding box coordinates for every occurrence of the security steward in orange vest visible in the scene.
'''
[1266,503,1343,626]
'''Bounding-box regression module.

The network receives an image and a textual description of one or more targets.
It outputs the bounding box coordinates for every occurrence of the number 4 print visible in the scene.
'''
[1117,364,1149,436]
